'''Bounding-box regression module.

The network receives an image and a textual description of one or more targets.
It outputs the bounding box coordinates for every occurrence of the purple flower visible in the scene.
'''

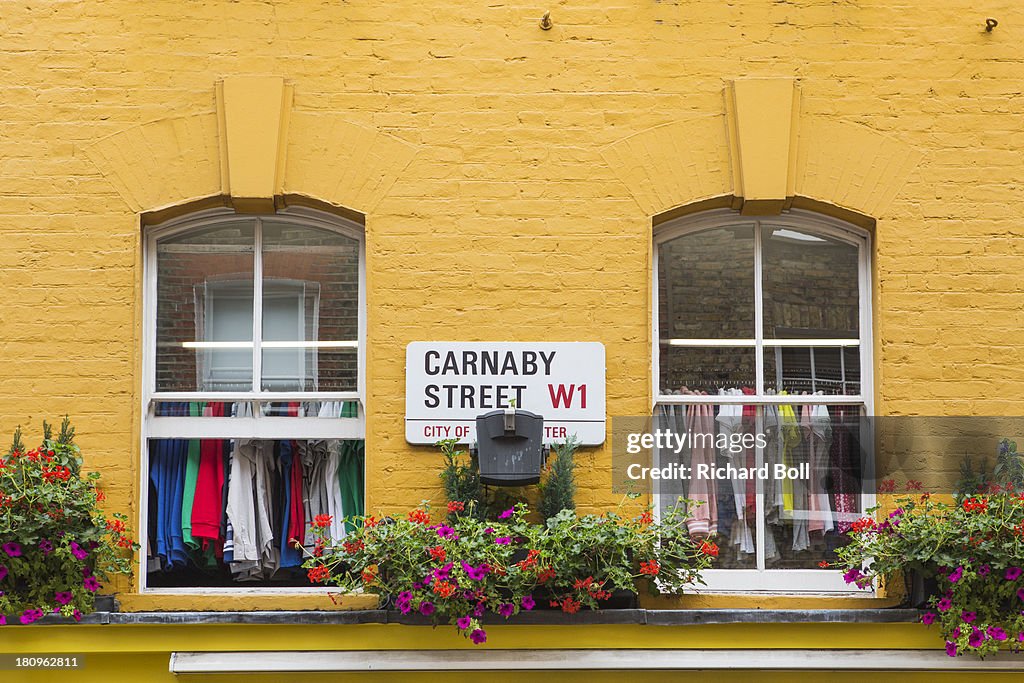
[952,627,962,638]
[498,602,515,618]
[1005,567,1023,581]
[978,564,991,577]
[39,539,53,555]
[398,601,412,615]
[494,536,512,545]
[0,565,7,582]
[1017,588,1024,602]
[72,610,81,623]
[473,601,485,617]
[19,609,43,625]
[936,597,953,612]
[498,508,515,520]
[2,543,22,557]
[484,527,495,535]
[947,566,964,584]
[419,601,435,616]
[921,612,937,625]
[0,615,5,626]
[436,525,458,540]
[433,562,453,581]
[842,569,863,585]
[961,611,977,623]
[461,560,489,581]
[968,627,986,648]
[521,595,535,611]
[397,591,412,602]
[55,591,74,605]
[70,542,88,561]
[457,615,472,630]
[83,576,100,592]
[987,626,1008,641]
[945,641,958,657]
[470,628,487,644]
[1019,632,1024,643]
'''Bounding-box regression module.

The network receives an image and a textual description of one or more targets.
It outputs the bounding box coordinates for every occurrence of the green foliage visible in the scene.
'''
[305,499,715,645]
[956,439,1024,495]
[834,492,1024,658]
[538,437,578,521]
[0,420,138,624]
[437,439,486,522]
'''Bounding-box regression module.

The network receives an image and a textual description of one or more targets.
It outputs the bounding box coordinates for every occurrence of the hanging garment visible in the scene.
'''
[181,401,204,550]
[338,440,365,535]
[830,406,860,533]
[716,390,754,555]
[686,403,718,536]
[226,439,261,572]
[191,402,226,552]
[277,439,303,568]
[300,439,332,549]
[805,402,835,535]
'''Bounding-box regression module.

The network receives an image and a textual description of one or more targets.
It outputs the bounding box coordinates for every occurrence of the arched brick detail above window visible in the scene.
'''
[82,77,418,216]
[600,79,923,221]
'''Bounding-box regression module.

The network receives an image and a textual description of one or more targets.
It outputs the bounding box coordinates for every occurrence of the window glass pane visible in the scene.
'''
[146,436,364,587]
[763,346,861,396]
[762,404,863,569]
[156,222,255,392]
[761,226,859,340]
[659,346,754,396]
[654,402,758,569]
[261,222,359,392]
[658,225,755,341]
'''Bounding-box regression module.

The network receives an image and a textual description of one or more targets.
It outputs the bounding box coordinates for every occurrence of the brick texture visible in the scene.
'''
[0,2,1021,567]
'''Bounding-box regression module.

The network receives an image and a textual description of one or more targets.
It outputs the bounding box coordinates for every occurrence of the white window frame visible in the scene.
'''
[139,206,366,593]
[653,208,874,594]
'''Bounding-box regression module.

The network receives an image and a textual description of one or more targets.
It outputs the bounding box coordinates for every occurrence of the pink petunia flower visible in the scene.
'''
[968,628,986,648]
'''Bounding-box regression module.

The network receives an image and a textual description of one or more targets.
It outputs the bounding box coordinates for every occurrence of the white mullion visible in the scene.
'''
[753,220,764,395]
[752,221,765,571]
[252,218,264,395]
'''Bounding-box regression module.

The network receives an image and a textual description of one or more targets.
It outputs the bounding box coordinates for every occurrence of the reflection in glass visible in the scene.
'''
[156,222,255,392]
[658,225,755,341]
[261,222,359,392]
[658,346,755,396]
[762,226,859,340]
[763,345,861,396]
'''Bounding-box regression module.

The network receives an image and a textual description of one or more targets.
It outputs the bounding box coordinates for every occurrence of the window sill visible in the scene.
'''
[38,607,922,627]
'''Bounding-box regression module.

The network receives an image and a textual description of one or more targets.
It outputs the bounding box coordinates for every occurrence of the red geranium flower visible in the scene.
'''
[639,560,660,576]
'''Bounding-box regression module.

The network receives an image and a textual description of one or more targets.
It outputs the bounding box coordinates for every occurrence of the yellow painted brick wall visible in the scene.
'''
[0,0,1021,598]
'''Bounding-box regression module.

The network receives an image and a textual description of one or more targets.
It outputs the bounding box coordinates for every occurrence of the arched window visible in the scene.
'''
[654,208,872,592]
[142,206,364,590]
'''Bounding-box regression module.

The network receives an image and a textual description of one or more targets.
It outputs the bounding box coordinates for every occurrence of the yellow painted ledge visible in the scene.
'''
[117,592,378,612]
